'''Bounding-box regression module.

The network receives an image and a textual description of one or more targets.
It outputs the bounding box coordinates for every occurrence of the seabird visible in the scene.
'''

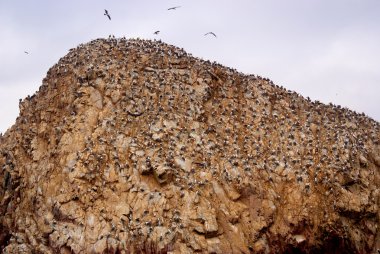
[204,32,217,38]
[24,51,29,54]
[104,9,111,20]
[168,6,181,10]
[154,31,160,35]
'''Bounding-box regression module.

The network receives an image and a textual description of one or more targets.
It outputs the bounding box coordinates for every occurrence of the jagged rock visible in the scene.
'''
[153,164,170,184]
[0,38,379,253]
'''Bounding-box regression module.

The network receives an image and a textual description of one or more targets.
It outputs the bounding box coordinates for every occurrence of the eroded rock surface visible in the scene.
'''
[0,38,379,253]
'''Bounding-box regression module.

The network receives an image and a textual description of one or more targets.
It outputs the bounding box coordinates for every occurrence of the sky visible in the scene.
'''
[0,0,379,133]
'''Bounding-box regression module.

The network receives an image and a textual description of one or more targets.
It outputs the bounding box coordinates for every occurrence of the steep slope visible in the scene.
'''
[0,38,379,253]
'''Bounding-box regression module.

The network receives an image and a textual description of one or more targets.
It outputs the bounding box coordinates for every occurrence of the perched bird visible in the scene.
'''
[154,31,160,35]
[168,6,181,10]
[24,51,29,54]
[204,32,217,38]
[104,9,111,20]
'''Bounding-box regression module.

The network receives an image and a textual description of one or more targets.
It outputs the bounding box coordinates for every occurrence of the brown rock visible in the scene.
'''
[0,38,379,253]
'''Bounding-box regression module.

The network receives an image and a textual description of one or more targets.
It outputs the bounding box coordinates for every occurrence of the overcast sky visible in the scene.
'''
[0,0,379,133]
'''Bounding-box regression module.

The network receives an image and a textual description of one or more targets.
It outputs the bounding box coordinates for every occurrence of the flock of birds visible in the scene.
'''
[103,6,217,37]
[24,6,216,55]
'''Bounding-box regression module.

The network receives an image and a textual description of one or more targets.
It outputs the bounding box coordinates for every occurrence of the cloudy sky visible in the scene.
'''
[0,0,379,133]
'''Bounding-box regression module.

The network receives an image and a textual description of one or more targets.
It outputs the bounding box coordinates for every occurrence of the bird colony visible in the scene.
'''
[0,38,379,253]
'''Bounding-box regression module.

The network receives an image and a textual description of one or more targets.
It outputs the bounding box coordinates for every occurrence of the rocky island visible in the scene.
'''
[0,38,379,253]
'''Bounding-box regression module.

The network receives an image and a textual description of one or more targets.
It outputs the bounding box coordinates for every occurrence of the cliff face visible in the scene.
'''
[0,38,379,253]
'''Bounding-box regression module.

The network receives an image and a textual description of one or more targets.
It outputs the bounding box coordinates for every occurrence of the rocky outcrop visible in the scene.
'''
[0,38,379,253]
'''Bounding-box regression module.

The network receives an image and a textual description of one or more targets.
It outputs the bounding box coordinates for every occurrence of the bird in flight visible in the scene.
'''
[168,6,181,10]
[24,51,29,54]
[154,31,160,35]
[104,9,111,20]
[204,32,217,38]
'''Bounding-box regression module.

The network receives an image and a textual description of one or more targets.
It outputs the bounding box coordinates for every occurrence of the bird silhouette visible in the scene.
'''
[24,51,29,54]
[154,31,160,35]
[168,6,181,10]
[204,32,217,38]
[104,9,111,20]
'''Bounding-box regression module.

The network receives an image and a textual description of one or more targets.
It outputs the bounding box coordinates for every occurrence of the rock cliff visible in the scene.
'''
[0,38,379,253]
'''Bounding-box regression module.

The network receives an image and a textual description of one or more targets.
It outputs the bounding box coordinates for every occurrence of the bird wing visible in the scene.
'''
[205,32,217,37]
[168,6,181,10]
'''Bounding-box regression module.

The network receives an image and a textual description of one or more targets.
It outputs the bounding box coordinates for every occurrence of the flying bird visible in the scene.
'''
[204,32,217,38]
[168,6,181,10]
[24,51,29,54]
[104,9,111,20]
[154,31,160,35]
